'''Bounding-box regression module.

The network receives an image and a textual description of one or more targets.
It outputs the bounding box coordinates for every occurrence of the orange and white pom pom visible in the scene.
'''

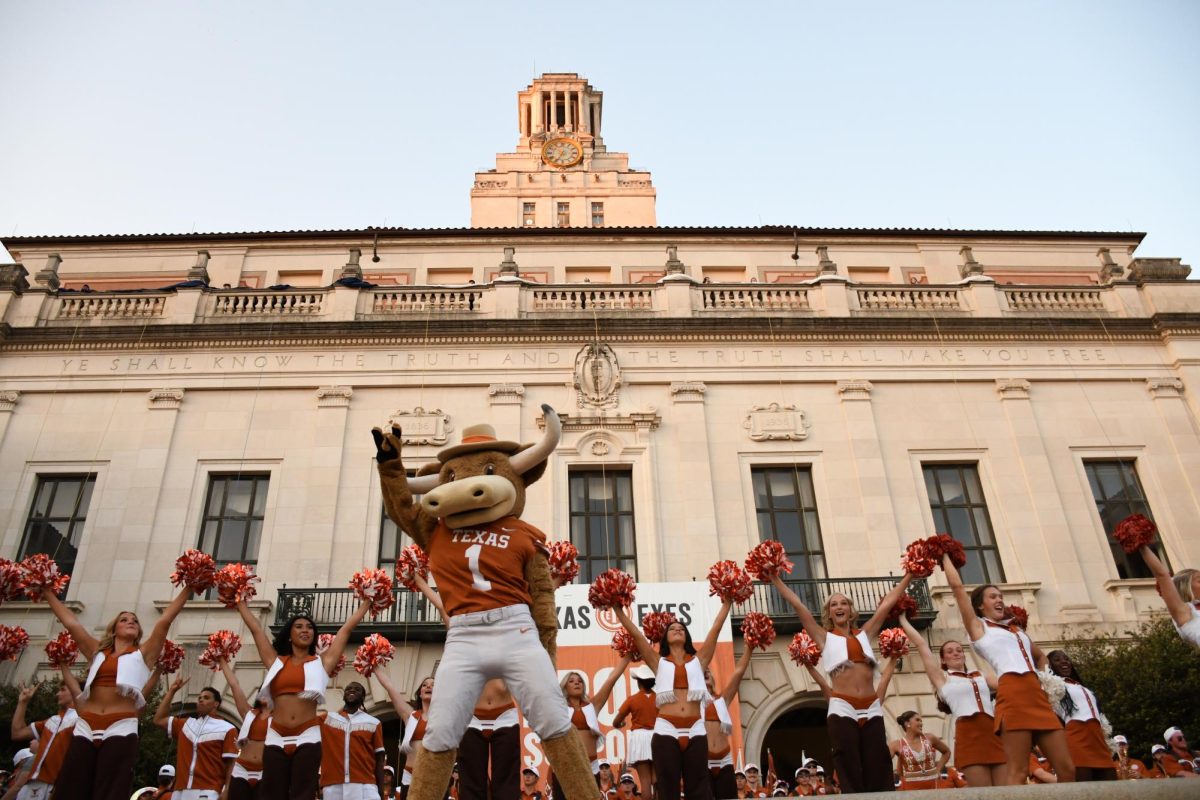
[611,630,641,661]
[0,625,30,661]
[353,633,395,678]
[171,549,217,593]
[349,569,395,617]
[741,612,776,651]
[888,594,919,621]
[929,534,967,569]
[317,633,347,677]
[215,563,260,608]
[548,541,580,585]
[198,630,242,670]
[1113,514,1157,554]
[744,541,794,581]
[157,639,185,674]
[640,611,678,644]
[587,569,637,611]
[44,631,79,668]
[18,554,70,600]
[900,540,938,578]
[394,545,430,592]
[0,559,23,603]
[787,632,821,666]
[1006,605,1030,630]
[707,560,753,604]
[878,628,909,659]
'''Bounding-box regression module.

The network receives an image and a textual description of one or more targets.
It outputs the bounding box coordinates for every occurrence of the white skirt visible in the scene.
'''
[628,728,654,764]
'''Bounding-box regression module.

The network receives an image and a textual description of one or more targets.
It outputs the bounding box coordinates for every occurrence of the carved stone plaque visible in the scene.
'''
[743,403,808,441]
[387,407,452,446]
[574,342,621,409]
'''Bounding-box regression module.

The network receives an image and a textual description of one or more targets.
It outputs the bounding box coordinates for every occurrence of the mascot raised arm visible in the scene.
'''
[373,404,597,800]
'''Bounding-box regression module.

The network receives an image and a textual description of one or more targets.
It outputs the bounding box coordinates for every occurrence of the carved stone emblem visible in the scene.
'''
[743,403,808,441]
[574,343,621,409]
[387,407,452,446]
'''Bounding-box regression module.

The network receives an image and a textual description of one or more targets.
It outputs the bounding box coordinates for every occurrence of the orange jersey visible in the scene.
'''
[428,517,547,616]
[618,690,658,730]
[168,715,237,791]
[320,709,385,787]
[29,709,77,783]
[1161,752,1199,777]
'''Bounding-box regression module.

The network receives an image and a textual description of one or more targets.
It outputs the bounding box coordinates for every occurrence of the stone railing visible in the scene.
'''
[370,287,483,314]
[700,285,811,311]
[50,292,169,321]
[855,286,964,312]
[205,290,325,317]
[529,286,654,312]
[1002,286,1107,312]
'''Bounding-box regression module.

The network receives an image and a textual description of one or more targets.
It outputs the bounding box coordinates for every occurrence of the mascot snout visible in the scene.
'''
[421,475,518,529]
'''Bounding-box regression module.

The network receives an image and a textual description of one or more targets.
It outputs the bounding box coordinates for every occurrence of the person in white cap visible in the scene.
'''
[3,749,35,800]
[1148,745,1169,779]
[1160,727,1199,779]
[742,763,766,797]
[151,764,176,799]
[613,663,658,797]
[1112,736,1145,780]
[1134,543,1200,649]
[614,772,638,799]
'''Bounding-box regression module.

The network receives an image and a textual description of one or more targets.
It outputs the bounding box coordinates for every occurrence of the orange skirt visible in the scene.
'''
[994,672,1062,733]
[1066,719,1114,769]
[954,713,1007,767]
[898,777,938,791]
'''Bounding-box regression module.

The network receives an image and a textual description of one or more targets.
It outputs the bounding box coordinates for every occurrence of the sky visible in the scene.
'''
[1,1,1198,266]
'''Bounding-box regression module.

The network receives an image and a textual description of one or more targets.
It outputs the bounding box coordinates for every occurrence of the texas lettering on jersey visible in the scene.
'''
[429,517,547,616]
[450,529,513,548]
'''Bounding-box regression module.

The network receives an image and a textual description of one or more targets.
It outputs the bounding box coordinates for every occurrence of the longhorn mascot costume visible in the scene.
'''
[373,404,598,800]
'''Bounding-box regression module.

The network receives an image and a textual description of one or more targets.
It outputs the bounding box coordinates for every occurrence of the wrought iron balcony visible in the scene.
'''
[273,586,447,642]
[731,576,935,632]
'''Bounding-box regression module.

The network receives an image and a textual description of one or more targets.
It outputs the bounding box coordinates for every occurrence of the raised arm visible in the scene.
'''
[803,663,832,700]
[42,590,99,658]
[943,555,984,641]
[219,657,252,718]
[590,654,633,712]
[154,675,188,732]
[322,599,371,674]
[613,606,660,671]
[10,683,39,741]
[1030,641,1049,671]
[876,654,899,701]
[372,668,415,722]
[720,646,754,704]
[1140,545,1193,628]
[897,616,946,692]
[141,666,163,700]
[769,575,826,647]
[696,599,733,666]
[60,664,83,702]
[141,586,193,662]
[612,695,632,730]
[411,574,447,624]
[862,573,914,638]
[237,599,278,668]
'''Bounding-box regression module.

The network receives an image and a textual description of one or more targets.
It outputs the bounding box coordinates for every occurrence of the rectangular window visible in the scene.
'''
[523,202,536,226]
[923,463,1004,584]
[198,474,269,572]
[569,469,637,582]
[379,510,402,576]
[1084,460,1168,579]
[751,467,827,580]
[19,475,96,594]
[591,202,604,227]
[557,202,571,228]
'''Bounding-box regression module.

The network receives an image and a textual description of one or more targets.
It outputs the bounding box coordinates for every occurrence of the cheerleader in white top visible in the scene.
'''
[1046,651,1116,782]
[702,646,753,799]
[943,554,1075,785]
[896,615,1006,786]
[770,571,914,794]
[1138,546,1200,649]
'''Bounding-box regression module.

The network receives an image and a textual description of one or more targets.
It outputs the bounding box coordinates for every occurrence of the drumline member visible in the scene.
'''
[153,676,238,799]
[612,664,658,796]
[896,615,1006,786]
[9,666,79,800]
[702,647,752,800]
[373,670,432,799]
[769,571,914,793]
[42,584,193,800]
[1138,547,1200,650]
[887,711,949,791]
[217,657,269,799]
[555,655,633,798]
[319,681,387,800]
[613,600,734,800]
[459,679,521,800]
[1045,651,1114,782]
[942,554,1074,784]
[236,598,369,800]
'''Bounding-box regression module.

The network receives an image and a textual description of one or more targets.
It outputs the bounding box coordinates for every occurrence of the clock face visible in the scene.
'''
[541,138,583,168]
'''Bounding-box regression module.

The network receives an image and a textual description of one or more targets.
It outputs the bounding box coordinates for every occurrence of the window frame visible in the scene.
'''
[17,473,98,595]
[750,466,828,581]
[567,467,638,583]
[1082,459,1168,579]
[556,202,571,228]
[591,202,604,227]
[921,462,1005,585]
[522,202,536,227]
[197,472,271,570]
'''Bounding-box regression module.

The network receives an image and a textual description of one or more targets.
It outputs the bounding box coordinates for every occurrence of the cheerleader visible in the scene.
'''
[770,572,914,793]
[41,585,193,800]
[1138,546,1200,649]
[459,679,521,800]
[236,599,369,800]
[612,664,658,795]
[613,600,734,800]
[218,656,269,799]
[556,655,633,798]
[702,646,753,799]
[374,670,432,799]
[896,615,1006,786]
[942,554,1074,784]
[1046,651,1115,781]
[887,712,949,791]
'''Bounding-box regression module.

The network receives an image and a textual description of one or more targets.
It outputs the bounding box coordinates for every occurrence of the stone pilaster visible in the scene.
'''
[1145,378,1200,565]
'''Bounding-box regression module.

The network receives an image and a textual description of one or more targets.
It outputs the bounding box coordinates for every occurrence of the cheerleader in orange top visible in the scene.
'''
[896,615,1006,786]
[236,599,370,800]
[887,712,949,791]
[1046,651,1115,782]
[612,664,659,795]
[218,656,270,799]
[374,670,433,800]
[703,647,753,800]
[459,679,521,800]
[556,654,633,798]
[942,554,1074,785]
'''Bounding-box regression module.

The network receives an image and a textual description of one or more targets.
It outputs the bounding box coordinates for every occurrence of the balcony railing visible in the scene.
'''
[731,576,935,632]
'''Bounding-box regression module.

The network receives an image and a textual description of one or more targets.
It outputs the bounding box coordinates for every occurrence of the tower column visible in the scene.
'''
[532,91,542,132]
[565,89,573,130]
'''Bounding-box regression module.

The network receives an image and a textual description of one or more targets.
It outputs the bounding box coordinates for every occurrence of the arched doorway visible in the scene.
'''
[760,704,832,784]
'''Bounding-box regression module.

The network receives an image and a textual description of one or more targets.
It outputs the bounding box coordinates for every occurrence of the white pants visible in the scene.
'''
[422,604,573,752]
[323,784,382,800]
[15,781,51,800]
[174,791,220,800]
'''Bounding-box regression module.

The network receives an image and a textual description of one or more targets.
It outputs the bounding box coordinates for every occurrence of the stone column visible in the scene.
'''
[488,383,525,444]
[533,91,543,132]
[580,96,590,134]
[660,383,720,578]
[565,89,573,130]
[1145,378,1200,564]
[0,391,19,452]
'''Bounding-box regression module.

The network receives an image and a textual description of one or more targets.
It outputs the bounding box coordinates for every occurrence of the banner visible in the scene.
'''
[520,581,744,780]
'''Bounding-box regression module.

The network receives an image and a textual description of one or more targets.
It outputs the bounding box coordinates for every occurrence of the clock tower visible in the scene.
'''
[470,73,657,228]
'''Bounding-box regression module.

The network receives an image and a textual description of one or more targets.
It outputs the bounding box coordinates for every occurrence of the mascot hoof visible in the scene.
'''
[542,732,598,800]
[406,743,457,800]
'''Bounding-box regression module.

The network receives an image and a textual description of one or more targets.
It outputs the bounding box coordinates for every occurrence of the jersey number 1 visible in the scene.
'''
[464,544,493,591]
